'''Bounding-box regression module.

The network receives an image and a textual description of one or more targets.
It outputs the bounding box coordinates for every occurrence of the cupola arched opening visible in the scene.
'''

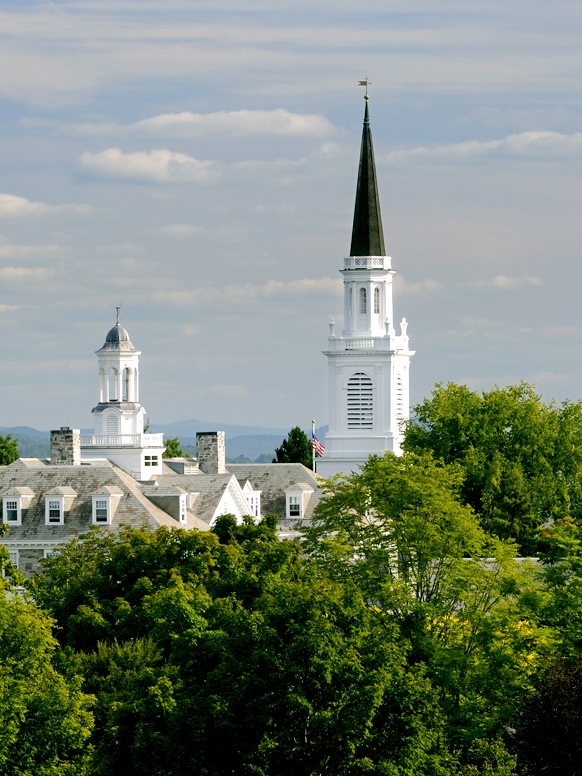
[373,286,380,314]
[108,368,118,402]
[347,372,373,429]
[359,287,367,314]
[122,368,129,401]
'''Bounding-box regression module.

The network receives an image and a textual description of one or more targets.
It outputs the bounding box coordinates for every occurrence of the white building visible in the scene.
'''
[317,97,414,477]
[80,313,165,480]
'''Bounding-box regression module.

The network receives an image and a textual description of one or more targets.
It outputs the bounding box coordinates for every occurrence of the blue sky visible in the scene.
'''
[1,0,582,430]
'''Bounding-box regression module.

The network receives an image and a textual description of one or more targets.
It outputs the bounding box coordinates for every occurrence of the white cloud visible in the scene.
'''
[154,277,342,307]
[386,131,582,165]
[0,193,92,218]
[0,267,55,282]
[34,109,336,138]
[152,224,206,237]
[393,276,443,294]
[78,148,220,184]
[0,243,60,259]
[470,274,544,290]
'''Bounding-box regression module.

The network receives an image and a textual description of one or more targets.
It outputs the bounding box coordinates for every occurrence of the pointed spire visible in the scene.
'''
[349,97,386,257]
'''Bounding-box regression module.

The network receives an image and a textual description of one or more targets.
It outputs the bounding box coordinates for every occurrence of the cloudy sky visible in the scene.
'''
[1,0,582,430]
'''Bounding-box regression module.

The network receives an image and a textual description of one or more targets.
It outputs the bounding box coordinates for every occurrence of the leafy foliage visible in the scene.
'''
[0,433,19,465]
[0,581,93,775]
[304,452,551,756]
[162,436,190,458]
[273,425,312,468]
[403,382,582,553]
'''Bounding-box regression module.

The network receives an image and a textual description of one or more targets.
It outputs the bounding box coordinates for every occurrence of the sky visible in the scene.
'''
[2,0,582,430]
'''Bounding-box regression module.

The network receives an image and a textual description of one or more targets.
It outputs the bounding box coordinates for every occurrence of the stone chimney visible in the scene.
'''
[50,427,81,465]
[196,431,226,474]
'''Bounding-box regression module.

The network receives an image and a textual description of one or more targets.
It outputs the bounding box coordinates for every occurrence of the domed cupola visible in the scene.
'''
[98,322,136,353]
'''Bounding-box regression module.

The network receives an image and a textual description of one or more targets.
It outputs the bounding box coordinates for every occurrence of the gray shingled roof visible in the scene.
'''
[0,459,207,548]
[226,463,323,520]
[152,472,247,524]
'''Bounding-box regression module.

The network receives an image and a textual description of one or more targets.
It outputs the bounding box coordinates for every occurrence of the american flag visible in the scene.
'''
[312,435,325,457]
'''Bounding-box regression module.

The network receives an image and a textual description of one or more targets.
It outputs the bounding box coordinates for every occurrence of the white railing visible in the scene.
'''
[343,256,388,270]
[80,433,164,448]
[345,339,375,349]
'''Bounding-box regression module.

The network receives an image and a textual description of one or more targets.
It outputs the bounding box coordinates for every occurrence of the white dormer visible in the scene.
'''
[284,483,315,520]
[44,487,77,526]
[2,487,35,526]
[242,480,262,519]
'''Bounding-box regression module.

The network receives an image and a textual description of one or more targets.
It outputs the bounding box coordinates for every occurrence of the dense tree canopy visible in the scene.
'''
[162,436,190,458]
[403,382,582,553]
[0,433,19,466]
[273,425,312,468]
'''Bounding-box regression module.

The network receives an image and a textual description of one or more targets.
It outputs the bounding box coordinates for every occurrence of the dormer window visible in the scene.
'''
[359,287,367,314]
[45,497,64,525]
[4,499,20,525]
[94,499,109,524]
[2,489,34,526]
[289,496,301,517]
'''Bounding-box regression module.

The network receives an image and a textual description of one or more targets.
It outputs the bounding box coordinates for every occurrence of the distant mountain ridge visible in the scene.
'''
[0,422,329,463]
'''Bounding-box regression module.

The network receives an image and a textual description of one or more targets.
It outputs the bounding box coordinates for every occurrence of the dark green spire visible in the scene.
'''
[349,98,386,257]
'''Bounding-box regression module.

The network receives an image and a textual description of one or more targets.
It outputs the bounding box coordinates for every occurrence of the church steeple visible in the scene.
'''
[349,97,386,257]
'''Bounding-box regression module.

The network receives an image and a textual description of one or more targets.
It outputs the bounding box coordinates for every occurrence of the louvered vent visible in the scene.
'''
[106,414,118,434]
[396,373,404,419]
[347,373,373,428]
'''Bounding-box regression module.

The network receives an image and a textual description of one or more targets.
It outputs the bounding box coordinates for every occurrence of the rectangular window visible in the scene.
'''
[9,550,18,567]
[5,500,18,523]
[289,496,301,517]
[144,455,159,466]
[44,549,59,559]
[48,500,61,523]
[180,496,187,523]
[95,500,108,523]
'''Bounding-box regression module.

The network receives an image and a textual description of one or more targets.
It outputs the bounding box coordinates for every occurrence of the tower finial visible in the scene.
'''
[116,302,122,325]
[358,77,372,99]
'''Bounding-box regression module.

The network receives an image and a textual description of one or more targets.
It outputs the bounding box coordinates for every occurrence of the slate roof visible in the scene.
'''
[226,463,323,520]
[152,472,247,524]
[0,458,208,549]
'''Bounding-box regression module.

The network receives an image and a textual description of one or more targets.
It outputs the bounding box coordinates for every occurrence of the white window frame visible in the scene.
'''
[45,496,65,525]
[359,287,367,314]
[179,494,187,524]
[44,548,59,559]
[288,494,302,518]
[9,550,18,567]
[373,286,380,314]
[3,497,21,526]
[92,496,111,525]
[144,454,159,467]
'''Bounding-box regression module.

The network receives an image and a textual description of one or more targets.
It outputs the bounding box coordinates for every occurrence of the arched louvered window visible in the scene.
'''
[359,287,367,314]
[106,414,118,434]
[374,286,380,314]
[347,373,373,428]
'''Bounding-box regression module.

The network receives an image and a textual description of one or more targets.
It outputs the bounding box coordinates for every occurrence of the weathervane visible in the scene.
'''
[358,77,372,99]
[116,302,123,325]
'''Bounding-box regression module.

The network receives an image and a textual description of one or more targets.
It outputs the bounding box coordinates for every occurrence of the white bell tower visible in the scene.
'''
[80,310,165,480]
[317,95,414,478]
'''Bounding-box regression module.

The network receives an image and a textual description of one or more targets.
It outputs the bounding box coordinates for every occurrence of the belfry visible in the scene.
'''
[317,95,414,477]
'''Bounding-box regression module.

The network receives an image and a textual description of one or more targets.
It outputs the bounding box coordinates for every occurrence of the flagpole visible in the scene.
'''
[312,419,316,473]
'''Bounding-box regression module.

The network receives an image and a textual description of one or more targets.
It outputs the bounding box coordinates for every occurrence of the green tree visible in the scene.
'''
[0,433,19,465]
[0,580,93,775]
[30,520,466,775]
[162,436,190,458]
[403,382,582,553]
[303,452,550,757]
[273,426,312,468]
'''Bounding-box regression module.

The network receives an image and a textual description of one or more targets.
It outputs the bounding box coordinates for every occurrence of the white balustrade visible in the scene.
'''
[343,256,387,269]
[80,433,164,448]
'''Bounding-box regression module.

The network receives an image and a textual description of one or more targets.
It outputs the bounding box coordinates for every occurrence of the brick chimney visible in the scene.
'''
[196,431,226,474]
[50,427,81,465]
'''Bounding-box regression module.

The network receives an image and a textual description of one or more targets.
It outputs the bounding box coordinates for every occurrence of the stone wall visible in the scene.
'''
[196,432,226,474]
[50,427,81,465]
